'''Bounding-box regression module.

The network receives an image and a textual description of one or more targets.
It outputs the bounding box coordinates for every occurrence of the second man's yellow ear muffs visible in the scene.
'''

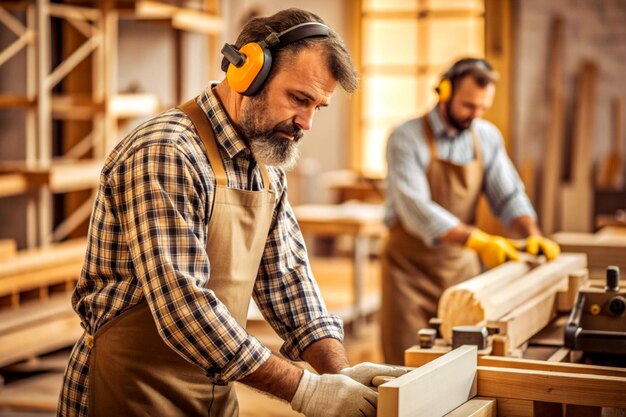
[221,22,330,96]
[436,78,453,103]
[435,58,494,103]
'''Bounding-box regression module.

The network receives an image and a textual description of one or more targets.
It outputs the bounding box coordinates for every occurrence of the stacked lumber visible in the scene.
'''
[551,231,626,278]
[0,238,86,368]
[0,293,82,368]
[437,254,587,342]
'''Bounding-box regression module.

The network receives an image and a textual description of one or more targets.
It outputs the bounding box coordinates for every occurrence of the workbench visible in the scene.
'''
[293,202,385,331]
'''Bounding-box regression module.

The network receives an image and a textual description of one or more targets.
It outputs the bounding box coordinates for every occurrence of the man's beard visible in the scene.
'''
[445,101,473,132]
[239,93,304,170]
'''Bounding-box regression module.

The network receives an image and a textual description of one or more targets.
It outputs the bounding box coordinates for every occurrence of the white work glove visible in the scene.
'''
[339,362,408,387]
[290,369,377,417]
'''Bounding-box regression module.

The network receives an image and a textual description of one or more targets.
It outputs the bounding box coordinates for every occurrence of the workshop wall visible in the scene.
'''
[514,0,626,170]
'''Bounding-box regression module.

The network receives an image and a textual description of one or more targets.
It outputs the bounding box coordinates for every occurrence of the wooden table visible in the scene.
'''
[293,202,386,332]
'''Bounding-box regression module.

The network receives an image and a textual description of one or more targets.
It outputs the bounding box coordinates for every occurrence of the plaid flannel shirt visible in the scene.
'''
[57,85,343,416]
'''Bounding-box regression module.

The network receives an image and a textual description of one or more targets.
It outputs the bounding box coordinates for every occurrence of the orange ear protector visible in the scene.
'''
[435,58,493,103]
[221,22,330,96]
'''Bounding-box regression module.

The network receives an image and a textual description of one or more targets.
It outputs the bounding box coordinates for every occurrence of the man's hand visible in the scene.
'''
[290,370,377,417]
[524,235,561,260]
[339,362,407,386]
[465,229,520,269]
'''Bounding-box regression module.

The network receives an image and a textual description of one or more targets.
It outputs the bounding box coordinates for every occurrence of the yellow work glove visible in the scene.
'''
[525,235,561,261]
[465,229,520,269]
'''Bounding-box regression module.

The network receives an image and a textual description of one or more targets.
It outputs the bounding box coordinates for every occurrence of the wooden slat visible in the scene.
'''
[378,345,477,417]
[477,366,626,408]
[0,292,73,335]
[596,98,624,190]
[444,397,496,417]
[478,356,626,378]
[0,173,29,197]
[0,238,86,279]
[539,17,565,234]
[488,280,562,351]
[560,61,598,232]
[0,372,63,411]
[0,313,82,368]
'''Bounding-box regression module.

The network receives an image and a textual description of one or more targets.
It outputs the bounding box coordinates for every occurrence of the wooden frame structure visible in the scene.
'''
[0,0,221,248]
[382,348,626,417]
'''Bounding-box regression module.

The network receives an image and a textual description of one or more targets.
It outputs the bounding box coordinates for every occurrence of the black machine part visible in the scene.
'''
[564,266,626,354]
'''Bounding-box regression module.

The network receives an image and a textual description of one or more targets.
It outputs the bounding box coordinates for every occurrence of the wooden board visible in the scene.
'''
[438,254,586,340]
[0,372,64,411]
[378,345,477,417]
[477,366,626,408]
[539,17,565,234]
[0,238,86,279]
[444,397,496,417]
[560,61,598,232]
[487,280,562,351]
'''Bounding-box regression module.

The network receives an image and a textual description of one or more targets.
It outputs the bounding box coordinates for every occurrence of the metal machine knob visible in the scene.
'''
[605,266,620,292]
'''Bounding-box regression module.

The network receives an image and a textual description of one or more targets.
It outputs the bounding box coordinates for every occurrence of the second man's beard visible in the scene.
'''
[239,94,304,170]
[445,101,473,132]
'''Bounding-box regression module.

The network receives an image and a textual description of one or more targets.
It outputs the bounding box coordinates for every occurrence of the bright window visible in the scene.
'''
[358,0,485,178]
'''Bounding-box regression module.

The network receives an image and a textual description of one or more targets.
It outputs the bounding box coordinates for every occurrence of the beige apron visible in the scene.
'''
[86,98,275,416]
[381,117,483,365]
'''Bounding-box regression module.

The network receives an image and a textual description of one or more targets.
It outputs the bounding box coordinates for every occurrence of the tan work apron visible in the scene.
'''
[86,98,275,416]
[381,117,483,365]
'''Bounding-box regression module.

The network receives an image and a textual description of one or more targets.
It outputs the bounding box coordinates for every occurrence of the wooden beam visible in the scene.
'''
[378,345,477,417]
[487,280,562,351]
[444,398,496,417]
[438,254,586,340]
[560,61,599,232]
[0,313,82,368]
[478,356,626,378]
[539,17,565,234]
[171,9,222,34]
[477,366,626,408]
[0,238,86,279]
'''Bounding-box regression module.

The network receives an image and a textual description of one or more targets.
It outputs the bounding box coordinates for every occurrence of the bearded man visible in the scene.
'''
[58,8,405,417]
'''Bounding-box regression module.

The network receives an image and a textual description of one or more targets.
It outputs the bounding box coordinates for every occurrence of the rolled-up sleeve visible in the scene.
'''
[253,172,344,361]
[109,143,270,384]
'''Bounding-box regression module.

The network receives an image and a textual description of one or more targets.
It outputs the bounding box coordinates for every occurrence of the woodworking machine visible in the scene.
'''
[565,266,626,355]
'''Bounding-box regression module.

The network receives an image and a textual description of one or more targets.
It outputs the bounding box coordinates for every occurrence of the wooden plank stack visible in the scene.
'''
[0,238,86,368]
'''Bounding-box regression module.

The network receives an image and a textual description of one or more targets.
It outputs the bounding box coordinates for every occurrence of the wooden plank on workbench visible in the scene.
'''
[444,397,496,417]
[477,366,626,408]
[478,356,626,378]
[378,345,477,417]
[438,254,586,341]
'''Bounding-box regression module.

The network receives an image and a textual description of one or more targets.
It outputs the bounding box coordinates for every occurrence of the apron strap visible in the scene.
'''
[179,99,227,187]
[423,114,482,164]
